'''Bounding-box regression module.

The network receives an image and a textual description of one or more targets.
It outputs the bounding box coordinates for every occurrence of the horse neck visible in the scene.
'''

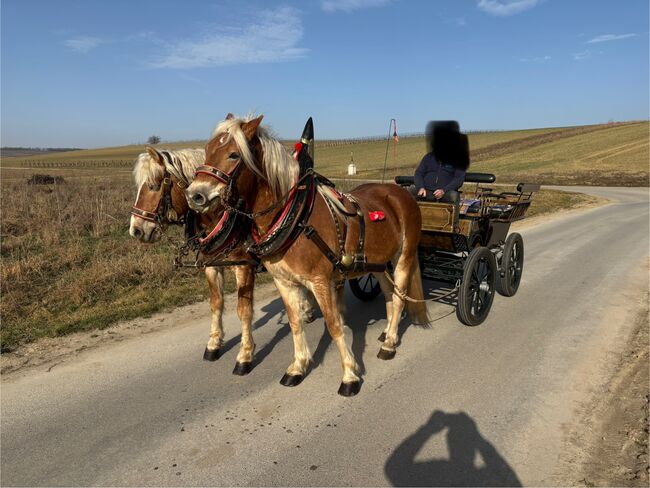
[246,173,280,235]
[171,184,190,216]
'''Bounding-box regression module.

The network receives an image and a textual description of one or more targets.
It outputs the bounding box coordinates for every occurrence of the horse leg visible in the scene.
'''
[233,265,256,376]
[299,287,318,324]
[310,280,361,396]
[203,267,224,361]
[377,258,410,360]
[336,280,346,318]
[274,278,312,386]
[375,272,394,343]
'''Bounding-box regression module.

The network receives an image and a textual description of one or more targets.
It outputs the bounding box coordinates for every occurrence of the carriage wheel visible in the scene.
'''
[496,233,524,297]
[349,274,382,301]
[456,247,497,326]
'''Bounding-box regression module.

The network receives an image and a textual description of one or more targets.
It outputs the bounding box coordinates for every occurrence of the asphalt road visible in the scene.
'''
[2,187,648,486]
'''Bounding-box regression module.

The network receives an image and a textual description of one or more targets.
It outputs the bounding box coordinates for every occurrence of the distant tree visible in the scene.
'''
[147,135,161,145]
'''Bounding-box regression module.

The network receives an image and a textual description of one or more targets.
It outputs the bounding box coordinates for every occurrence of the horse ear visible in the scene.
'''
[242,115,264,139]
[226,113,234,120]
[146,146,164,166]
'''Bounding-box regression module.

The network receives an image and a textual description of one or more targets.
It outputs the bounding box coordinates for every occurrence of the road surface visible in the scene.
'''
[2,187,648,486]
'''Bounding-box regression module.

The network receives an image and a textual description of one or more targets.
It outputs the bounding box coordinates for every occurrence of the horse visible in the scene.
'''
[185,114,428,396]
[129,146,263,375]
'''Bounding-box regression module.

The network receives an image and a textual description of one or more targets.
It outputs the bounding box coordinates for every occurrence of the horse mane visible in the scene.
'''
[211,115,298,199]
[132,148,205,188]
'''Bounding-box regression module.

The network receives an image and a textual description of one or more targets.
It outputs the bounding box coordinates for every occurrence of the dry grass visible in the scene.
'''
[0,176,247,351]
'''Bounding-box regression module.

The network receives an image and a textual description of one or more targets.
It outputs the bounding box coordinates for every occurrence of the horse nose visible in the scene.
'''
[133,227,143,239]
[192,192,207,207]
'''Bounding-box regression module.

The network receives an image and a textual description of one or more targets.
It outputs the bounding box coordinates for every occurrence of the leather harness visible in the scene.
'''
[192,141,386,275]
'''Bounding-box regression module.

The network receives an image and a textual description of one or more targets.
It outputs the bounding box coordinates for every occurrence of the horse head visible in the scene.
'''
[129,147,196,243]
[186,113,266,215]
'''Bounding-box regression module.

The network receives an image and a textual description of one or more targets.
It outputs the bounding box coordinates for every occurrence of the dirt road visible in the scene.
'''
[2,187,648,486]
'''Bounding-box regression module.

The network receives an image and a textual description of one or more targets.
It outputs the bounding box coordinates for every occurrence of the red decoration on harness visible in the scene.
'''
[294,142,303,160]
[369,211,385,221]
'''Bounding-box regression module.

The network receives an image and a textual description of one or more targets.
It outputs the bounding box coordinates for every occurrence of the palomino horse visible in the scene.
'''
[129,146,258,375]
[186,114,427,396]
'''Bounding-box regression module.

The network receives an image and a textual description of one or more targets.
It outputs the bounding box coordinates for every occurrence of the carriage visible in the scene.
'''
[349,172,540,326]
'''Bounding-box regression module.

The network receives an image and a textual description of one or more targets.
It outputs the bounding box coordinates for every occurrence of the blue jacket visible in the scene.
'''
[414,153,465,192]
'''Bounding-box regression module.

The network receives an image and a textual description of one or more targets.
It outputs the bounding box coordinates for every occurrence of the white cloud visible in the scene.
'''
[322,0,390,13]
[573,50,592,60]
[63,36,104,53]
[586,33,636,44]
[477,0,540,16]
[148,7,307,69]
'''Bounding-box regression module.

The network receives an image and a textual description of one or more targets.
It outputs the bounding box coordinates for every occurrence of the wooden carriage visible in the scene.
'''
[350,172,540,326]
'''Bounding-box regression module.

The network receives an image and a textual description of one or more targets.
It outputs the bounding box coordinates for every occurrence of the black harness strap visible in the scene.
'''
[303,225,344,270]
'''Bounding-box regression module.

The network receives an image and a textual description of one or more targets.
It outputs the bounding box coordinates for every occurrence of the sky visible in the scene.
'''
[1,0,648,148]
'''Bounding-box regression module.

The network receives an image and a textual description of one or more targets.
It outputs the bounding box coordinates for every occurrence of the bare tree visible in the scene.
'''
[147,135,161,145]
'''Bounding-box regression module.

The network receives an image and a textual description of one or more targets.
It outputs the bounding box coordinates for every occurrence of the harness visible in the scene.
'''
[303,188,386,274]
[191,137,386,276]
[131,174,184,226]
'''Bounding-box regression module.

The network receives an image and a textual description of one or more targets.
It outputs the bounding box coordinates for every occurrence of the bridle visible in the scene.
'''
[194,156,244,208]
[131,173,185,227]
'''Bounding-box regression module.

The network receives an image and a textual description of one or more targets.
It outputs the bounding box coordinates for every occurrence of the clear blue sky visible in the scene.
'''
[1,0,648,148]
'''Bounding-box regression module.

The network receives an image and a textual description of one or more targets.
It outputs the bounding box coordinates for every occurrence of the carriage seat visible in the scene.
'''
[394,172,496,187]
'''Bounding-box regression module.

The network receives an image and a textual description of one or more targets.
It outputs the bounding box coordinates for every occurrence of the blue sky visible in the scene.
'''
[1,0,648,148]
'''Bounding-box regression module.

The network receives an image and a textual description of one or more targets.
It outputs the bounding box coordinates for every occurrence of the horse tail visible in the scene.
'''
[406,258,429,325]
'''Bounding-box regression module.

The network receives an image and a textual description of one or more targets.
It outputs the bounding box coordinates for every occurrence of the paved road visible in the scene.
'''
[2,187,648,486]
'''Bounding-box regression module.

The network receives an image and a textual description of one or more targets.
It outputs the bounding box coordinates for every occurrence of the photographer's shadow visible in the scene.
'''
[385,410,521,487]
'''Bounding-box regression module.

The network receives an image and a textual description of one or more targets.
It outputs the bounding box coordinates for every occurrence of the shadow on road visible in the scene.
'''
[385,410,521,487]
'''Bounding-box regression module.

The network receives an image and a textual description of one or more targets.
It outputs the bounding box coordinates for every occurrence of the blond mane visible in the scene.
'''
[210,115,298,198]
[133,148,205,188]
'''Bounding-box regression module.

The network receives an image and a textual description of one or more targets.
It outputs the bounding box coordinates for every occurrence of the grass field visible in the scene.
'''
[1,120,644,351]
[2,121,647,186]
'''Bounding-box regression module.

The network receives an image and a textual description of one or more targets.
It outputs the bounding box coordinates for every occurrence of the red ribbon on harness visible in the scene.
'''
[369,211,385,221]
[294,142,303,160]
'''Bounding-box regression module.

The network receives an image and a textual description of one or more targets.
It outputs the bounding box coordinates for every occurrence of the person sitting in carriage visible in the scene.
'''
[412,121,470,204]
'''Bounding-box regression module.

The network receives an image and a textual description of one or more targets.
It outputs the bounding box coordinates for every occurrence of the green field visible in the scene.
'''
[2,121,648,186]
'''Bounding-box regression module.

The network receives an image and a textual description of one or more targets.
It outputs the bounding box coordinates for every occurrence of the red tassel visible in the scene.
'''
[294,142,303,160]
[369,211,385,221]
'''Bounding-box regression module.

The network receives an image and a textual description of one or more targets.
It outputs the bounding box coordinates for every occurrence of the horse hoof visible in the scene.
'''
[232,362,253,376]
[280,373,304,387]
[377,348,396,360]
[338,381,361,397]
[377,332,386,342]
[203,348,220,361]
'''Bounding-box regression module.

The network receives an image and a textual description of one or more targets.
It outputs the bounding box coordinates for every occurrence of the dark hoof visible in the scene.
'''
[377,348,396,360]
[279,373,304,387]
[305,310,316,324]
[338,381,361,397]
[232,362,253,376]
[203,348,220,361]
[377,332,387,342]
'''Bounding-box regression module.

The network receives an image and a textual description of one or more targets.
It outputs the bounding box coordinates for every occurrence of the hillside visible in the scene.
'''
[1,121,647,186]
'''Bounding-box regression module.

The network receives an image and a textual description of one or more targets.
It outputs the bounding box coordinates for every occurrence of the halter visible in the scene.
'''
[130,174,183,227]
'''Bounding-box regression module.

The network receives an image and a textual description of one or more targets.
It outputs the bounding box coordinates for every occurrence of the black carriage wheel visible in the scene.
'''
[456,247,497,326]
[349,274,382,302]
[496,233,524,297]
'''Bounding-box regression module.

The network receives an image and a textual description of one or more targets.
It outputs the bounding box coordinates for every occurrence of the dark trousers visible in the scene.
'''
[409,186,460,203]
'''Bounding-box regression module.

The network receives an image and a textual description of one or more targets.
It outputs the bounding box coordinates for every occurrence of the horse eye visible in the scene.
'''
[148,184,161,191]
[229,152,240,160]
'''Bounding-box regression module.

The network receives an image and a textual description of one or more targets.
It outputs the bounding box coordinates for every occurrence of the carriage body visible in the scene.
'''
[351,172,539,326]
